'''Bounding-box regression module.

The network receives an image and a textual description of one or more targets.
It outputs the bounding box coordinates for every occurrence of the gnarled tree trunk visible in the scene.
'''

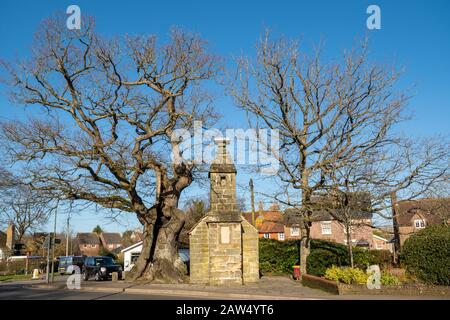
[127,166,191,283]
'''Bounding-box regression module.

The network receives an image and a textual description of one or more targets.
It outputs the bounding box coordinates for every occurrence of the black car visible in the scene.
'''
[82,256,122,281]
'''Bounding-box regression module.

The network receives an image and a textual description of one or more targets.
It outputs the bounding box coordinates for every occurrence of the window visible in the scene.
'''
[414,219,426,229]
[264,233,270,239]
[130,253,140,264]
[278,233,285,241]
[376,242,383,249]
[291,227,300,236]
[321,221,332,235]
[91,244,96,248]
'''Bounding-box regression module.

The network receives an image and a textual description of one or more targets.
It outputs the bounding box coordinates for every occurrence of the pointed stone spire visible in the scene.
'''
[209,137,237,212]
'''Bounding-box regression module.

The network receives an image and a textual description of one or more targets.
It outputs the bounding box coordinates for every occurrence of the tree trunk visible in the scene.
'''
[345,223,354,268]
[127,168,191,283]
[127,206,187,283]
[299,221,310,276]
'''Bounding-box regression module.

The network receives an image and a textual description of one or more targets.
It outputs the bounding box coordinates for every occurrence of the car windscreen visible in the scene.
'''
[94,257,115,266]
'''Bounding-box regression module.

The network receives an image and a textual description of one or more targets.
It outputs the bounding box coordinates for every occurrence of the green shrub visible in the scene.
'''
[99,247,118,260]
[310,239,350,265]
[401,224,450,285]
[306,249,339,276]
[324,266,368,284]
[380,271,400,286]
[259,238,299,274]
[352,248,393,269]
[259,238,393,276]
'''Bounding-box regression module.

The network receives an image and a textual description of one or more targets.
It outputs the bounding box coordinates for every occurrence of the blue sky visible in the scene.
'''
[0,1,449,233]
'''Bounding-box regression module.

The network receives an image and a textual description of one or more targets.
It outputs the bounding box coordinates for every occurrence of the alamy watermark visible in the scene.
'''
[171,121,280,175]
[66,265,81,290]
[367,5,381,30]
[367,265,381,289]
[66,5,81,30]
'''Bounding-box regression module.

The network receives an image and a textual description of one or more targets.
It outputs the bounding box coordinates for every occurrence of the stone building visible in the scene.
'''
[189,138,259,285]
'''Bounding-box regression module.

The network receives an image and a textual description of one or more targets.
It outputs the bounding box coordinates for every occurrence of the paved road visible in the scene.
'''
[0,283,201,300]
[0,277,448,300]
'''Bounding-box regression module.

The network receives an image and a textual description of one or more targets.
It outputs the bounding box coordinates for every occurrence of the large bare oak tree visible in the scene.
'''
[0,17,219,282]
[227,34,449,275]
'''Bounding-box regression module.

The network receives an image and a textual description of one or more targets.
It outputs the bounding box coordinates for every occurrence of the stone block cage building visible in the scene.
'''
[189,138,259,285]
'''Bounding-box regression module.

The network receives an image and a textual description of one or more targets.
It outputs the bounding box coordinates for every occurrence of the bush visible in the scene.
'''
[259,238,393,277]
[401,224,450,285]
[306,249,340,277]
[353,248,393,269]
[98,247,118,260]
[0,259,46,275]
[380,271,400,286]
[259,239,299,274]
[324,266,368,284]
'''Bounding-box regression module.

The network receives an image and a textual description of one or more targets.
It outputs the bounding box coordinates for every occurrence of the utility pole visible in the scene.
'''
[65,214,70,257]
[50,205,58,283]
[249,178,255,225]
[45,233,51,283]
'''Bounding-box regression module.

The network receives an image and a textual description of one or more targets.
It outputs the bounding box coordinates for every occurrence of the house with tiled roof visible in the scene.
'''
[76,233,101,256]
[285,193,375,248]
[392,196,450,249]
[244,193,376,249]
[99,232,123,252]
[243,203,289,241]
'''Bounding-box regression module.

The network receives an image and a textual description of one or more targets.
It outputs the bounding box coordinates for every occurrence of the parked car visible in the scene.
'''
[82,256,122,281]
[58,256,85,275]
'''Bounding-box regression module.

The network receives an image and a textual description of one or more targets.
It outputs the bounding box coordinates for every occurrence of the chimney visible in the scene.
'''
[269,203,280,211]
[6,223,15,250]
[258,201,264,212]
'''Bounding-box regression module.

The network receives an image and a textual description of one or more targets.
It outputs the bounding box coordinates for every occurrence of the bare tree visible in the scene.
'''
[227,33,449,275]
[178,198,208,247]
[0,16,219,282]
[0,169,54,242]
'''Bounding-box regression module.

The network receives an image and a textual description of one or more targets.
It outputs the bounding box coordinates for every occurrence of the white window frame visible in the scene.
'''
[414,219,426,229]
[263,233,270,239]
[290,227,300,236]
[321,221,332,235]
[278,233,285,241]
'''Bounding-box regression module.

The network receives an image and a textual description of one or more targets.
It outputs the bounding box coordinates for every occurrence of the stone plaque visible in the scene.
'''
[220,226,230,244]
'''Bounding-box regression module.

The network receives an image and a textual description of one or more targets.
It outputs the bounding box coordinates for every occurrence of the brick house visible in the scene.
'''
[243,204,291,241]
[99,233,122,252]
[372,234,394,252]
[76,233,100,256]
[392,197,450,250]
[285,193,375,248]
[0,231,6,261]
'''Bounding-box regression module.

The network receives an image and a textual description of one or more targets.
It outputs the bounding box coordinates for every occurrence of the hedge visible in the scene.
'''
[259,239,299,274]
[259,238,393,276]
[401,224,450,285]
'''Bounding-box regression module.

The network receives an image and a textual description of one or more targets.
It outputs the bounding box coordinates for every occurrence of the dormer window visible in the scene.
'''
[414,219,426,229]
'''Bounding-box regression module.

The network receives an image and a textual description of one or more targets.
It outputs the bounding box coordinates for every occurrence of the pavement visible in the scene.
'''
[0,275,448,300]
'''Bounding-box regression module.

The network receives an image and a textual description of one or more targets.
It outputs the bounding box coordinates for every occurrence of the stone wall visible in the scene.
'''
[210,173,238,212]
[189,219,210,284]
[208,222,242,285]
[242,219,259,283]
